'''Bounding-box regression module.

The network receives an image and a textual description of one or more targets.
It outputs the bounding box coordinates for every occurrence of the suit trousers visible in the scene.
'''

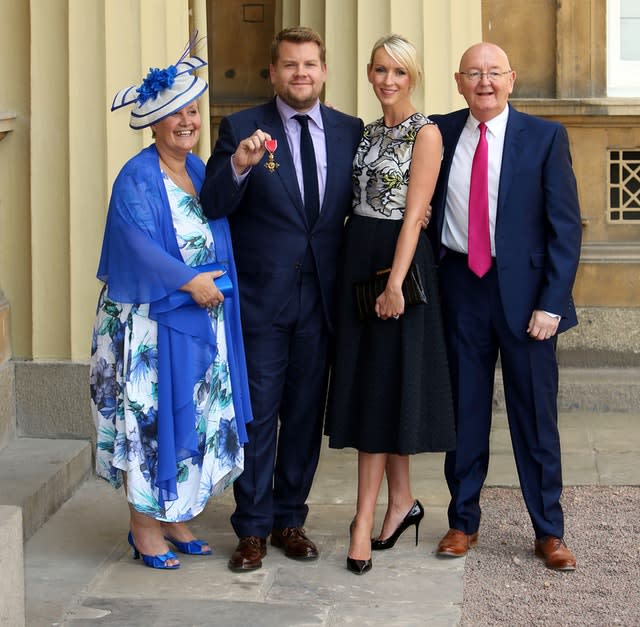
[231,272,329,537]
[439,251,565,539]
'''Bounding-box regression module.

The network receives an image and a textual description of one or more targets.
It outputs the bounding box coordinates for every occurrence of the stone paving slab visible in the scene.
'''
[595,450,640,484]
[560,452,600,485]
[24,412,640,626]
[26,477,462,626]
[589,422,639,452]
[71,598,329,627]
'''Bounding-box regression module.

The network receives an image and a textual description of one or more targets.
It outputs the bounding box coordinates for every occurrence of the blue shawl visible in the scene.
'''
[97,144,252,507]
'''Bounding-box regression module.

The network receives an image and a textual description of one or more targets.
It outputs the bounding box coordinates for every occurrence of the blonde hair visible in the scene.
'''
[369,34,422,89]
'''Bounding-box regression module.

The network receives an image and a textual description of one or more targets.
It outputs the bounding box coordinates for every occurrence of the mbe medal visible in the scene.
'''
[264,139,279,172]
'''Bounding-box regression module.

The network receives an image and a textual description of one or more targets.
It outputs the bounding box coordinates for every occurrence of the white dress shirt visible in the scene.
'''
[441,105,559,319]
[441,105,509,256]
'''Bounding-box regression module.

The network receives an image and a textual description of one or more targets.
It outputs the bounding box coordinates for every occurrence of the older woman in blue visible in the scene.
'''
[90,37,253,570]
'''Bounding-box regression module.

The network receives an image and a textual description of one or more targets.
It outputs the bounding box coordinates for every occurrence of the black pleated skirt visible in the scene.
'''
[325,214,456,454]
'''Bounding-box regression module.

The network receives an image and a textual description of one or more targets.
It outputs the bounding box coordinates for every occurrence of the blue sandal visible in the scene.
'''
[128,532,180,569]
[164,536,213,555]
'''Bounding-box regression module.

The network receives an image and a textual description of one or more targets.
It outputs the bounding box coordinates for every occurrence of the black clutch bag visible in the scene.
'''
[352,263,427,321]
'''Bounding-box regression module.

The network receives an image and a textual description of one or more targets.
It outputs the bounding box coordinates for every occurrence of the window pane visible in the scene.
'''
[608,0,640,95]
[621,0,640,18]
[611,188,620,208]
[621,0,640,60]
[610,163,619,184]
[621,21,640,60]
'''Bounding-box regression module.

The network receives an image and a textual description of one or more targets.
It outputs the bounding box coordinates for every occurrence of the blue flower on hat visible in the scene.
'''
[136,65,178,105]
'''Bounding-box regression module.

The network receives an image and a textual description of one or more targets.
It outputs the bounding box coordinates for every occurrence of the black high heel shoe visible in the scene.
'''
[347,556,372,575]
[347,519,372,575]
[371,499,424,550]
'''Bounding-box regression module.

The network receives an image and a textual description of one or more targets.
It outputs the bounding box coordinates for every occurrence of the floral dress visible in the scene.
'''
[90,172,243,522]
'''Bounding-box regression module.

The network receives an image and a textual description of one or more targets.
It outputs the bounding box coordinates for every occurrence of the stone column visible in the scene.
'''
[323,0,482,121]
[556,0,606,98]
[0,289,10,366]
[0,288,14,450]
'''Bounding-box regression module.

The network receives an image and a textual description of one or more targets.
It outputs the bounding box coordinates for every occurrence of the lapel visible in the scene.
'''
[441,110,467,181]
[319,105,341,221]
[497,105,526,219]
[436,110,468,240]
[258,99,306,219]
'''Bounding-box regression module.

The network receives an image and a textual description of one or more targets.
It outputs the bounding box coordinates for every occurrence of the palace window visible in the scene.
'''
[607,0,640,96]
[609,149,640,222]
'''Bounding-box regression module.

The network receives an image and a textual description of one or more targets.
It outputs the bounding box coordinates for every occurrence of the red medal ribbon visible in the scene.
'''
[265,139,277,153]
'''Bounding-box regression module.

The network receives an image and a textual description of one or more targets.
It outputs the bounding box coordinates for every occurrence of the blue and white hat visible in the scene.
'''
[111,32,208,130]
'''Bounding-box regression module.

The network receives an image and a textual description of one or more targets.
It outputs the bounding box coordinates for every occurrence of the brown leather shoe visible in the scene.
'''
[535,536,576,571]
[436,528,479,557]
[270,527,319,560]
[228,536,267,572]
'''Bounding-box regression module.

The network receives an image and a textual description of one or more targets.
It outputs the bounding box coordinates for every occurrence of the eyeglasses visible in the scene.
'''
[459,70,512,82]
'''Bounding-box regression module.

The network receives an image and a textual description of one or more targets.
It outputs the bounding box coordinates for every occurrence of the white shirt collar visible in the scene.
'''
[467,104,510,137]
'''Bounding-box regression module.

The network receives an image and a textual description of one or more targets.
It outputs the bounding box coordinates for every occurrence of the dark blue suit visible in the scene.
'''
[429,106,582,539]
[201,99,363,537]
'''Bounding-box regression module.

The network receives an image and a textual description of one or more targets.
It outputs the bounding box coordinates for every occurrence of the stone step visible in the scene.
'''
[493,367,640,412]
[0,360,15,451]
[0,437,92,540]
[0,505,25,627]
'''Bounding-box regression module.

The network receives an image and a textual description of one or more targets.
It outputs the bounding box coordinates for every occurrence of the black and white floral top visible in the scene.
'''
[352,112,434,220]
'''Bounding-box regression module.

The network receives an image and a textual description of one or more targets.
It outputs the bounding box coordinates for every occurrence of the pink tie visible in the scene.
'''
[468,122,491,277]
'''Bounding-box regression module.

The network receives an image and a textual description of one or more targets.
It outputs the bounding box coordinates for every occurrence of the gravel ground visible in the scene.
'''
[460,486,640,626]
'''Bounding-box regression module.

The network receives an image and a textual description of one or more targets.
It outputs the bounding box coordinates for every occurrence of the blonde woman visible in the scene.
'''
[325,34,455,574]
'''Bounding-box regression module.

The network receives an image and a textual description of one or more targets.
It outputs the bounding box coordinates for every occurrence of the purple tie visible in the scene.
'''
[468,122,491,277]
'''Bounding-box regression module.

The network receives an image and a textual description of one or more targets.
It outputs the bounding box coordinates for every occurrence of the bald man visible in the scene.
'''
[429,43,582,570]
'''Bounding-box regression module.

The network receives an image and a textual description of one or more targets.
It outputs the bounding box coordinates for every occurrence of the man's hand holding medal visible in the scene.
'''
[231,129,278,175]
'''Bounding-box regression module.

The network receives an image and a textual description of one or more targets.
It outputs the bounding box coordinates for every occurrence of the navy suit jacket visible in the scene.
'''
[429,106,582,338]
[200,99,363,333]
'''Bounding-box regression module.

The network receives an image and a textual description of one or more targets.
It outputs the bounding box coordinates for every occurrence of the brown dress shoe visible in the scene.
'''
[535,536,576,571]
[228,536,267,572]
[270,527,319,560]
[436,528,479,557]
